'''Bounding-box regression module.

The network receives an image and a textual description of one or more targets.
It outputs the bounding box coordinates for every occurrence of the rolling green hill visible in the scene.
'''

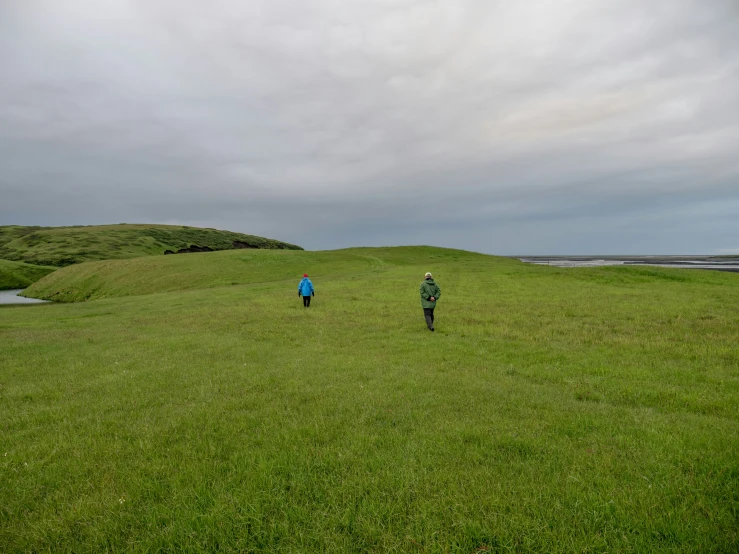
[2,246,738,552]
[0,224,302,267]
[0,259,56,290]
[24,246,488,302]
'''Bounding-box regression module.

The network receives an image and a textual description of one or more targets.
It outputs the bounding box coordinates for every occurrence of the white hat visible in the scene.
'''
[425,272,432,278]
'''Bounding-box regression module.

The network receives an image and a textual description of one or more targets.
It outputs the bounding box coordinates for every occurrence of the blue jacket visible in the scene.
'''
[298,277,314,297]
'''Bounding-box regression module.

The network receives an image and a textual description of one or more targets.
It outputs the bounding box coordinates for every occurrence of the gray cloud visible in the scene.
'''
[1,0,738,254]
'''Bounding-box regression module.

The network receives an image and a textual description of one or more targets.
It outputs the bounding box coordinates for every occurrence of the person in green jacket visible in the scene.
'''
[420,272,441,331]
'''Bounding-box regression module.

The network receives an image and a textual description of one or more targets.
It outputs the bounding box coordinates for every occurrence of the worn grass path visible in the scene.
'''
[1,247,738,552]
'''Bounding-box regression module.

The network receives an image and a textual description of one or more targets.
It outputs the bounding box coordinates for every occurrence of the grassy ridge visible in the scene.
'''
[1,247,738,552]
[0,259,56,290]
[24,246,483,302]
[0,224,302,267]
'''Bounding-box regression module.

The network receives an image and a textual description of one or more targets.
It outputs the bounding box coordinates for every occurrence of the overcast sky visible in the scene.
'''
[1,0,738,254]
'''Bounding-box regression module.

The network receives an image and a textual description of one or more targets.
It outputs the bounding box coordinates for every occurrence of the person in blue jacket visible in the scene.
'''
[298,273,315,307]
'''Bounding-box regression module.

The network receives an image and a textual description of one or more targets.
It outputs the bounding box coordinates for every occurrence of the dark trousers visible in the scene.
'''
[302,295,311,307]
[423,308,435,329]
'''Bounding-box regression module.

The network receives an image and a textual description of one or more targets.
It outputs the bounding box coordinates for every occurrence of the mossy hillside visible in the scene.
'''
[2,246,738,552]
[0,259,56,290]
[0,224,302,267]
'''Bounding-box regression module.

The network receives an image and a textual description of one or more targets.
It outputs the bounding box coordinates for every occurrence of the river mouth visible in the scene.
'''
[518,256,739,273]
[0,289,51,305]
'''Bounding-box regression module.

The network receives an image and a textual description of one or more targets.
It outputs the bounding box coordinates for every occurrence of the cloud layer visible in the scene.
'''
[1,0,738,253]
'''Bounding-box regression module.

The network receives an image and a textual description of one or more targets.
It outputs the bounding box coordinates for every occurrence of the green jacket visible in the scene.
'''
[420,278,441,309]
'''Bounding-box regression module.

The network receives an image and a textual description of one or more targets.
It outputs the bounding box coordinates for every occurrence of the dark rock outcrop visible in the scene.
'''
[232,240,258,249]
[164,245,215,255]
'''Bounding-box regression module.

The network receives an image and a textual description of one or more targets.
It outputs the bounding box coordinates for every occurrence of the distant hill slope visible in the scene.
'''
[0,259,56,290]
[0,224,302,267]
[0,225,44,248]
[24,246,491,302]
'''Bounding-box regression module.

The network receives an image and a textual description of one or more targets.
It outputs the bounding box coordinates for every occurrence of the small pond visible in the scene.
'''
[0,289,50,305]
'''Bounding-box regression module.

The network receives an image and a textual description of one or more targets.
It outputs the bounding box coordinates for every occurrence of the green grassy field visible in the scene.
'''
[0,224,302,267]
[0,259,56,290]
[1,247,738,552]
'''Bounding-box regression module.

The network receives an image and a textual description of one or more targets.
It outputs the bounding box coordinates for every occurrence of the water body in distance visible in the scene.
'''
[0,289,51,305]
[517,256,739,273]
